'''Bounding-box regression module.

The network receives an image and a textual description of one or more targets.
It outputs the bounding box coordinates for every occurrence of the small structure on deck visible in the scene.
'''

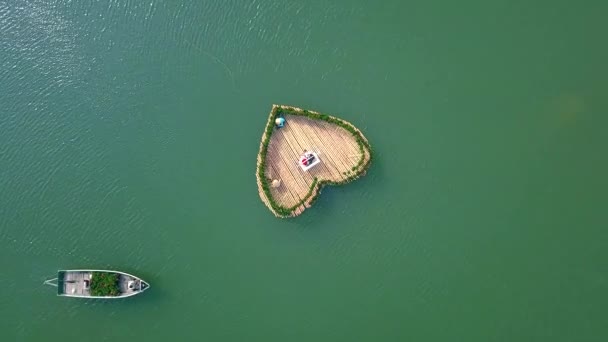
[271,179,281,188]
[299,151,320,171]
[275,117,286,128]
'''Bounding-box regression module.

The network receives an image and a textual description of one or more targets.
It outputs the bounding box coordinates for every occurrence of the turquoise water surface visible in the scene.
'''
[1,1,607,341]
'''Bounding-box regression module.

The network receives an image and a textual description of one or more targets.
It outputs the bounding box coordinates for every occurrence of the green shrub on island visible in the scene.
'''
[90,272,120,296]
[258,106,373,217]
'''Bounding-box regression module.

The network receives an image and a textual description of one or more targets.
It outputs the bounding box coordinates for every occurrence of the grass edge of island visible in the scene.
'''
[255,104,373,218]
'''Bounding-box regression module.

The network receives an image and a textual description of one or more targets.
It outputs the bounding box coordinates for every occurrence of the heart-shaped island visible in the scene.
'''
[256,105,373,218]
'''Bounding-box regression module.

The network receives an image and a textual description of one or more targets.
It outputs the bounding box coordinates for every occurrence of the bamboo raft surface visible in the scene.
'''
[256,105,371,217]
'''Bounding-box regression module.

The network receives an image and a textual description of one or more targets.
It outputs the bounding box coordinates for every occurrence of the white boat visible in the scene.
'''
[44,269,149,299]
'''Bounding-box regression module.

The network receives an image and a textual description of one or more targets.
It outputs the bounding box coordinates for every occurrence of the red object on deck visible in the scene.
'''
[301,153,315,166]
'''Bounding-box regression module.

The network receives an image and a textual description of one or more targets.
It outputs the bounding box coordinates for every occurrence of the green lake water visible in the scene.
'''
[1,1,607,341]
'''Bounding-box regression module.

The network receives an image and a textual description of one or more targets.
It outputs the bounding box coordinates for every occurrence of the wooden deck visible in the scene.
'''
[63,271,91,296]
[256,105,371,217]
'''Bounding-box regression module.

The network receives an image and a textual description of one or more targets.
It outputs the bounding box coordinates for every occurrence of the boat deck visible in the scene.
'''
[59,271,147,297]
[119,275,142,294]
[62,271,91,296]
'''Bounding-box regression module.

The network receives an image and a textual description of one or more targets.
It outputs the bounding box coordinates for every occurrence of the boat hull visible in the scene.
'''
[57,269,149,299]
